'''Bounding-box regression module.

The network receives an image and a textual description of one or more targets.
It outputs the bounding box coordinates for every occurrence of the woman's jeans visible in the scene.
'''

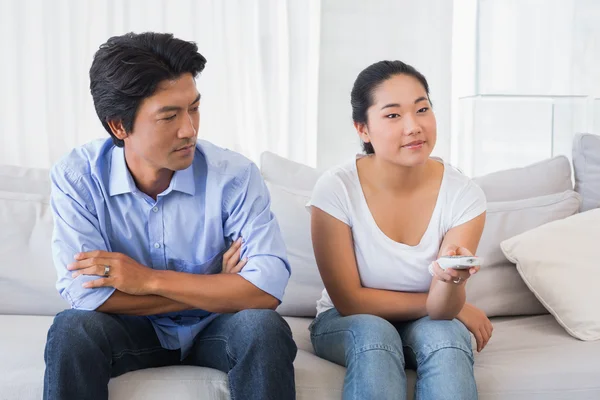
[309,308,477,400]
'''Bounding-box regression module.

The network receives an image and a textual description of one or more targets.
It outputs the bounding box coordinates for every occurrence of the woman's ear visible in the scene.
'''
[354,121,370,144]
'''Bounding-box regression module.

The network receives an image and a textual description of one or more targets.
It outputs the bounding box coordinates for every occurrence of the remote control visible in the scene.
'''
[435,255,484,270]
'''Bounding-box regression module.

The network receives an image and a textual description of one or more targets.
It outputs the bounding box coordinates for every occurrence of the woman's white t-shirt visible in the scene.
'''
[307,156,486,317]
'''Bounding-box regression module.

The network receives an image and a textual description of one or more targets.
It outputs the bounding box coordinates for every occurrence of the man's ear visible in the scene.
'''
[107,120,128,141]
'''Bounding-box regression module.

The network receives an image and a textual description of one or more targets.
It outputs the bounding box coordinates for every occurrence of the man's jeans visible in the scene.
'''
[43,309,297,400]
[309,308,477,400]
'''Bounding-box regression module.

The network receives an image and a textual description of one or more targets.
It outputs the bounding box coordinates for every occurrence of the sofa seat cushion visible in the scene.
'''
[3,314,600,400]
[0,315,350,400]
[475,315,600,399]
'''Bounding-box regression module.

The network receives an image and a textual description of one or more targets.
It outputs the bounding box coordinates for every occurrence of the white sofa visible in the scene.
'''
[1,133,600,400]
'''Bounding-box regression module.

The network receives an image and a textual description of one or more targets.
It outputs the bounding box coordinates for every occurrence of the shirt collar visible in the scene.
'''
[108,145,196,197]
[170,163,196,196]
[108,146,137,196]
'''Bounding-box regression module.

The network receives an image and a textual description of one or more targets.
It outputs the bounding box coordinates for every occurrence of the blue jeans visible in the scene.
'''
[309,308,477,400]
[43,309,297,400]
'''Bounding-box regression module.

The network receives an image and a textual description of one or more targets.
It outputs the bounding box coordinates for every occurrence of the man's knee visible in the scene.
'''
[52,309,109,334]
[230,309,297,357]
[46,310,108,356]
[233,309,290,336]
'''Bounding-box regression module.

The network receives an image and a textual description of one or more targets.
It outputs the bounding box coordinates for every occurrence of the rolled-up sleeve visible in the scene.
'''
[50,164,115,310]
[223,163,291,302]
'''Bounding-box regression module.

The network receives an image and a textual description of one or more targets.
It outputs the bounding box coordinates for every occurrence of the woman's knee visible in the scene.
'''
[312,312,404,361]
[403,317,473,364]
[347,314,403,353]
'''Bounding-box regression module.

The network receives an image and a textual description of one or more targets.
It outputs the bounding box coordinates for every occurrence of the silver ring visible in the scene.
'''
[103,265,110,277]
[453,277,462,284]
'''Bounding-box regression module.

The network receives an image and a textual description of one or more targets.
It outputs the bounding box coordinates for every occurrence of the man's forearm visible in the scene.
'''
[148,271,279,313]
[96,289,193,316]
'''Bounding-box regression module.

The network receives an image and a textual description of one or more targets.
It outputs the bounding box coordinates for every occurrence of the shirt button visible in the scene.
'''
[152,206,158,213]
[154,242,161,249]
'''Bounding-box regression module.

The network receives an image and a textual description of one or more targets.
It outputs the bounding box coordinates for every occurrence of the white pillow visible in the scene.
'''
[501,209,600,341]
[468,190,581,317]
[260,152,325,317]
[0,190,68,316]
[260,152,321,192]
[267,182,323,317]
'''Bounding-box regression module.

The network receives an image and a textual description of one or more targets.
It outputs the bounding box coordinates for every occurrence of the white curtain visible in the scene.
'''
[0,0,320,169]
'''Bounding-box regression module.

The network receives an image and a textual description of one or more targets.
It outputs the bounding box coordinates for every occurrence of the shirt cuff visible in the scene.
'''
[237,255,290,302]
[62,275,116,310]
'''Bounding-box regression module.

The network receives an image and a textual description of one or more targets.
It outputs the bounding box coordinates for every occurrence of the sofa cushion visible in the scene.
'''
[0,191,68,316]
[109,351,348,400]
[475,314,600,399]
[469,190,581,317]
[501,209,600,341]
[573,133,600,211]
[0,315,379,400]
[260,152,320,192]
[260,152,325,317]
[3,314,599,400]
[472,155,573,202]
[267,182,322,317]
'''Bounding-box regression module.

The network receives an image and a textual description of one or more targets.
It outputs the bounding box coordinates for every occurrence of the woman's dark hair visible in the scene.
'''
[89,32,207,147]
[351,60,431,154]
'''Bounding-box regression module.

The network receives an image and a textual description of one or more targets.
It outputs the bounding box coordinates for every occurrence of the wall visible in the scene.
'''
[316,0,454,169]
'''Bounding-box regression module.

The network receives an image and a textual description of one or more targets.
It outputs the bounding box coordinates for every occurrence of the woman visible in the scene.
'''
[308,60,492,400]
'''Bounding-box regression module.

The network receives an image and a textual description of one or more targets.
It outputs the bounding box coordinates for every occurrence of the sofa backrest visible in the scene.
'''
[263,152,580,318]
[0,168,69,315]
[1,136,597,318]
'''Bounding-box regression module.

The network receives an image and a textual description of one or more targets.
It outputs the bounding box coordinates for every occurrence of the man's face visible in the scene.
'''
[121,73,200,172]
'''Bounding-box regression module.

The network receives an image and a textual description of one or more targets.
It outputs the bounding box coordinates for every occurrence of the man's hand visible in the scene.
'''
[457,303,493,352]
[221,238,248,274]
[68,251,155,295]
[431,245,480,285]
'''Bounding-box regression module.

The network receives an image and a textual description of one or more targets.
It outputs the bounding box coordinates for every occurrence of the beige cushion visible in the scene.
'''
[573,133,600,212]
[472,155,573,202]
[501,209,600,340]
[469,190,581,317]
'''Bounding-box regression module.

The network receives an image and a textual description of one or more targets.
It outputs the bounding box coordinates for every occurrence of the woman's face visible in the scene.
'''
[357,74,437,167]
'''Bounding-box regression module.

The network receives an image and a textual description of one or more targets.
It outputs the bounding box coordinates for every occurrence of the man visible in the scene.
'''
[43,32,296,400]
